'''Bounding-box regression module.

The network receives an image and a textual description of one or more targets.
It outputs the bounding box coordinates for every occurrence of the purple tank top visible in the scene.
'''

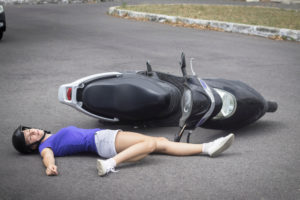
[39,126,101,156]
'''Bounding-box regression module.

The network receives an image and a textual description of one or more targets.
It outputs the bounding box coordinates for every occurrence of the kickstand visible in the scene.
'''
[174,124,186,142]
[186,131,193,143]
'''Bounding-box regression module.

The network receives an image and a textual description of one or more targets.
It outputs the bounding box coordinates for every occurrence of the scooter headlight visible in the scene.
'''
[0,6,4,13]
[213,88,237,119]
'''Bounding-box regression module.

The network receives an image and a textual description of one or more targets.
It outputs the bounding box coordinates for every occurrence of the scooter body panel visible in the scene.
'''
[203,79,268,130]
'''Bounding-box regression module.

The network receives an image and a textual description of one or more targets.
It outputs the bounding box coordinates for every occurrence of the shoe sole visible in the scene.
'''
[97,159,105,176]
[209,133,235,157]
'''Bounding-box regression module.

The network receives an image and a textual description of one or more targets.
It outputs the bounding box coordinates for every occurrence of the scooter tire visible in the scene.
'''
[266,101,278,112]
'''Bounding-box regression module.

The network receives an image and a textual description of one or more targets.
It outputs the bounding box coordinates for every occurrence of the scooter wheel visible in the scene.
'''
[266,101,278,112]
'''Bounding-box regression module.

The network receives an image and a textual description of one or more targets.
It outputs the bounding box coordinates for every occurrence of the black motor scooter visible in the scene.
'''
[58,53,277,142]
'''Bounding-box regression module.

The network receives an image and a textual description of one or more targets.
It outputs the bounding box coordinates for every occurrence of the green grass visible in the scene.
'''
[120,4,300,30]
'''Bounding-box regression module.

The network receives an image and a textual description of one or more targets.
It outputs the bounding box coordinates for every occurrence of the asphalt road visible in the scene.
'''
[0,1,299,200]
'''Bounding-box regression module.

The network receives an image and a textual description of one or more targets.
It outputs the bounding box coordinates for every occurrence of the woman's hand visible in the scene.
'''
[41,148,58,176]
[46,164,58,176]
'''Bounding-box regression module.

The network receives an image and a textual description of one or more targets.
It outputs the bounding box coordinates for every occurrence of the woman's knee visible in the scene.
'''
[144,139,157,153]
[139,137,168,153]
[154,137,169,152]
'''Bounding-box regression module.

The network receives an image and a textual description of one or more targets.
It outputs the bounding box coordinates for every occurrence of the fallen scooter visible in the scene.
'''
[58,53,277,142]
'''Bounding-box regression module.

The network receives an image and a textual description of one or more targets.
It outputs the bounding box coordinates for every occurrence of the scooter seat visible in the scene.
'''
[81,74,181,121]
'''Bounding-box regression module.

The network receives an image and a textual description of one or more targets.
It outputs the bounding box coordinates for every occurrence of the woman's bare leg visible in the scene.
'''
[113,131,203,166]
[155,138,203,156]
[98,131,234,176]
[113,131,156,165]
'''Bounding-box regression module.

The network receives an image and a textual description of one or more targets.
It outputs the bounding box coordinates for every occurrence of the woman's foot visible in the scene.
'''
[202,133,235,157]
[97,159,117,176]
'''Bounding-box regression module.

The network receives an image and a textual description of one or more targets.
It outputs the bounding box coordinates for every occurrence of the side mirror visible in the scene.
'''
[146,61,153,76]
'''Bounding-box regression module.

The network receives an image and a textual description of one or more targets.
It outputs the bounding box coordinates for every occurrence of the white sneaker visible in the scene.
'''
[203,133,235,157]
[97,159,118,176]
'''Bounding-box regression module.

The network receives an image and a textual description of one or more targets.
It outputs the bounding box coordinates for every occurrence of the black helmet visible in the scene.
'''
[12,125,49,154]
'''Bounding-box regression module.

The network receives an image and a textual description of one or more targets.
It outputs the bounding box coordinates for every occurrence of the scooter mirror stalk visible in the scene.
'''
[180,52,187,77]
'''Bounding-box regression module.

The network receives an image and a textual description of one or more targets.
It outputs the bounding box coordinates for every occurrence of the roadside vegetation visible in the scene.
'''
[120,4,300,30]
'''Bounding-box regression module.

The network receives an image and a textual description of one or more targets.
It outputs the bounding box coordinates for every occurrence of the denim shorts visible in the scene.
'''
[94,129,120,158]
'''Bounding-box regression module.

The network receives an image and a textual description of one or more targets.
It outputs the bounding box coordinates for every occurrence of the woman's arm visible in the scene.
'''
[41,148,58,176]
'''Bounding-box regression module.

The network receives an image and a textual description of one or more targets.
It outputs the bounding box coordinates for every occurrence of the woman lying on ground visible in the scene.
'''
[12,125,234,176]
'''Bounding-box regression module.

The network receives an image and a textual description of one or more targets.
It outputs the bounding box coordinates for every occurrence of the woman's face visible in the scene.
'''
[23,128,44,147]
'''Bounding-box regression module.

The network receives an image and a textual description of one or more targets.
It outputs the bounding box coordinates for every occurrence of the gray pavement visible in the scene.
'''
[0,2,300,200]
